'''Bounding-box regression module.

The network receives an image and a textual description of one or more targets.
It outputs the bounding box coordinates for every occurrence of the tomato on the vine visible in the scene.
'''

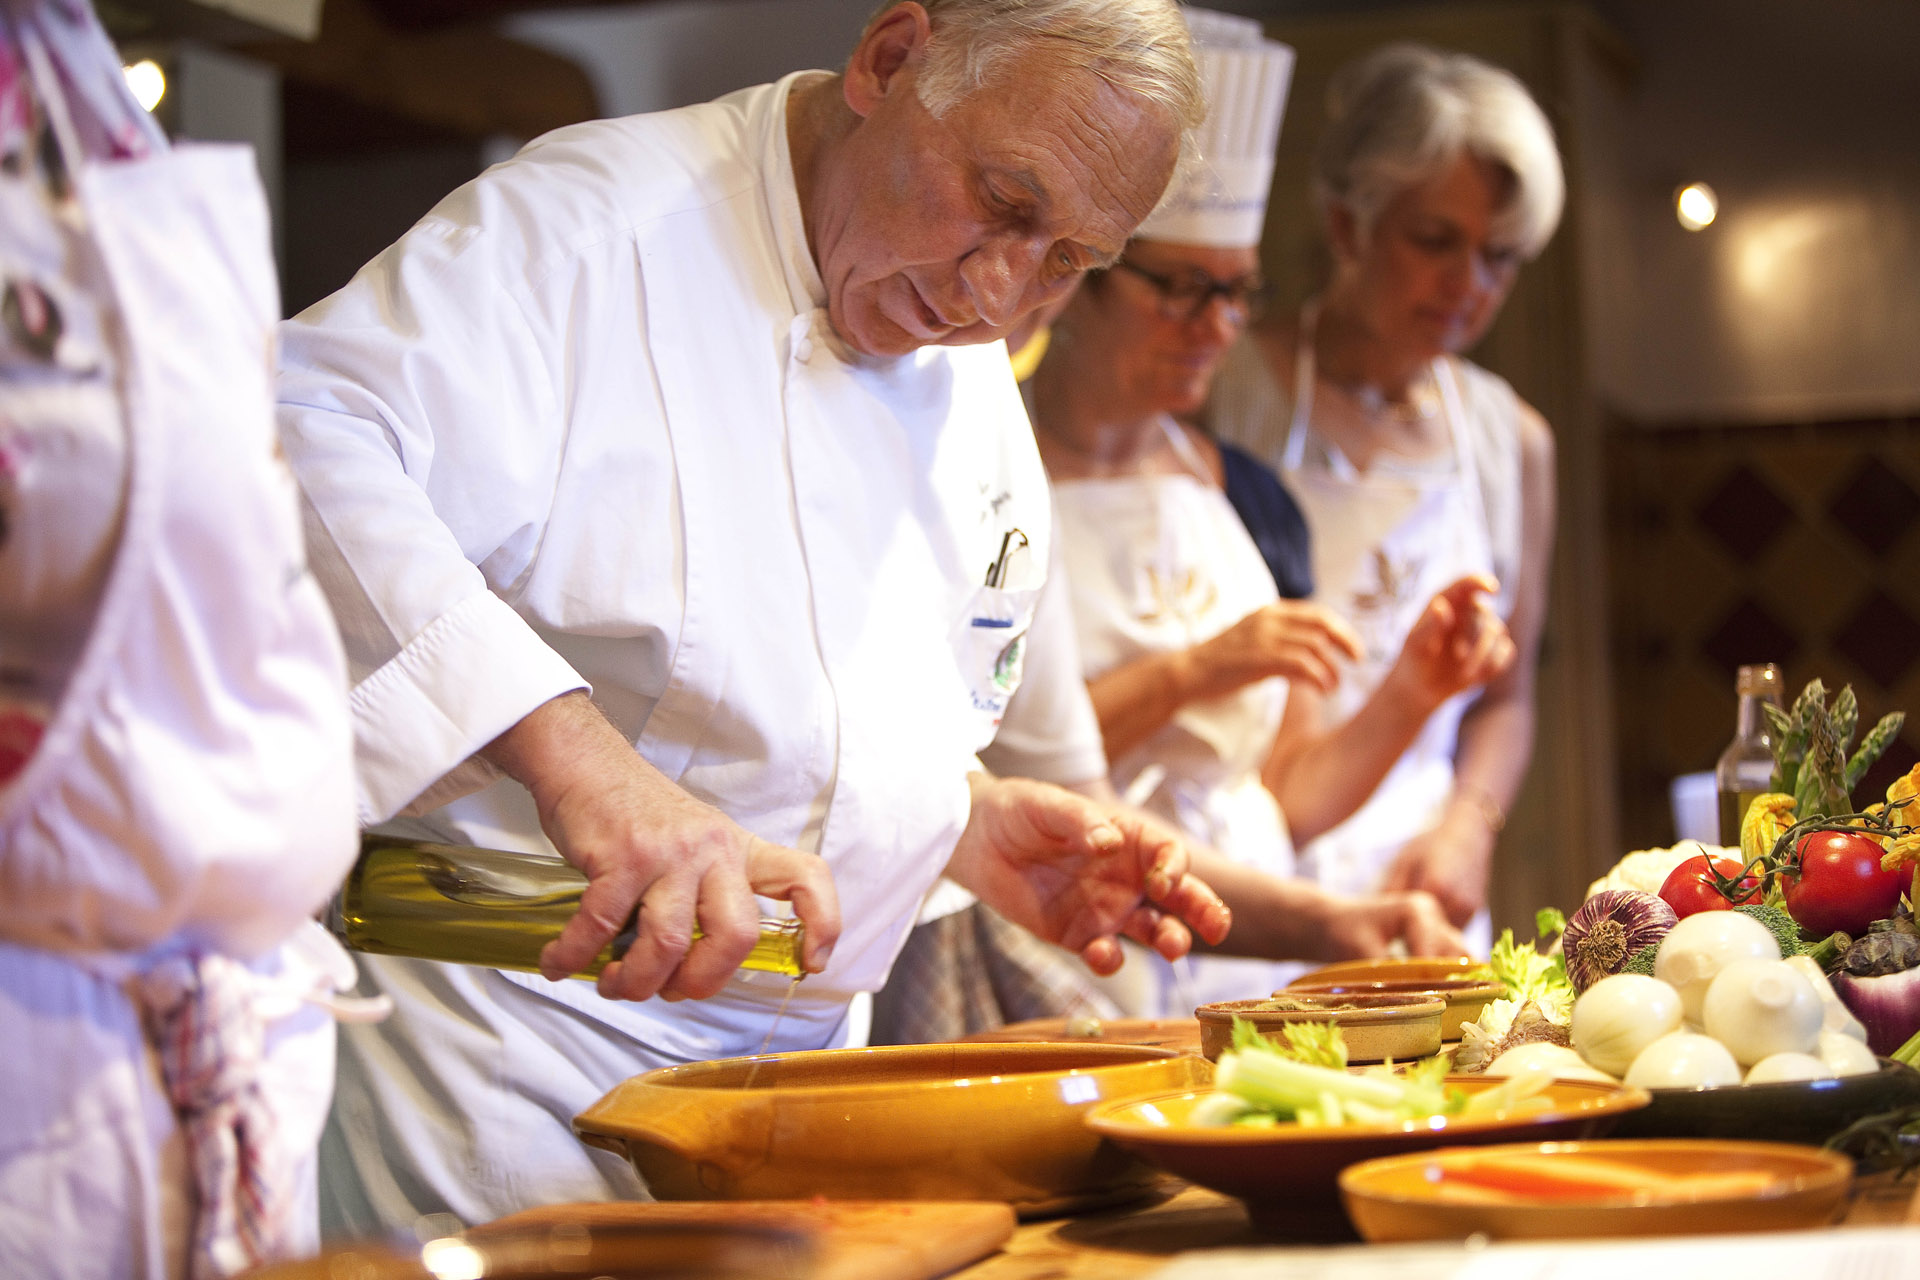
[1781,830,1903,936]
[1658,853,1762,918]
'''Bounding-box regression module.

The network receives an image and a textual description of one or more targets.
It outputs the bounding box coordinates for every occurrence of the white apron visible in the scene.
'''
[1055,418,1297,1013]
[1279,309,1496,952]
[0,8,359,1277]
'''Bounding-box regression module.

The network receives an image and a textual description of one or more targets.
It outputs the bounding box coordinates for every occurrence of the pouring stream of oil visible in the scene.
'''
[742,975,803,1090]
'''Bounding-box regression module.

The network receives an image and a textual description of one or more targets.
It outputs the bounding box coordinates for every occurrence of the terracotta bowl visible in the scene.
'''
[574,1042,1212,1217]
[1339,1138,1853,1242]
[1286,976,1505,1041]
[236,1220,816,1279]
[1194,994,1445,1064]
[1083,1076,1649,1240]
[1291,956,1489,986]
[960,1016,1204,1057]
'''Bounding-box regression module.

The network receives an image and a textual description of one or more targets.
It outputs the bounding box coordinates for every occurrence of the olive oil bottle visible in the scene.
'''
[328,834,806,979]
[1715,662,1783,846]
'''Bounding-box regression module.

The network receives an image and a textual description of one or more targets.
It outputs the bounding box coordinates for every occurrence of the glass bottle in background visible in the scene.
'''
[327,834,806,979]
[1716,662,1783,846]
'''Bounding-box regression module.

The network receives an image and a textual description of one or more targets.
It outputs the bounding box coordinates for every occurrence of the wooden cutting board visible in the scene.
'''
[475,1199,1017,1280]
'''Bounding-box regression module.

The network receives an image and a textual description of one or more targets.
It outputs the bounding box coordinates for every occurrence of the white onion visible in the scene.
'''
[1699,958,1823,1066]
[1624,1031,1743,1089]
[1571,974,1684,1076]
[1744,1052,1835,1084]
[1484,1041,1616,1083]
[1653,911,1781,1024]
[1817,1030,1882,1077]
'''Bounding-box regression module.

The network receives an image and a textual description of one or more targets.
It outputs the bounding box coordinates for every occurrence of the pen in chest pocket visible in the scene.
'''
[984,526,1028,588]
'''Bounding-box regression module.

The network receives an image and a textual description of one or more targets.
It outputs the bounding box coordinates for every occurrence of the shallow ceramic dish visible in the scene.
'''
[1339,1138,1852,1242]
[960,1016,1204,1057]
[236,1220,816,1279]
[1286,976,1505,1041]
[1083,1076,1650,1239]
[574,1042,1212,1217]
[1194,994,1445,1064]
[1291,956,1490,986]
[1609,1057,1920,1147]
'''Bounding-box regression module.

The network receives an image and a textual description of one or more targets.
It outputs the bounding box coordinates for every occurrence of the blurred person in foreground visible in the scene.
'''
[0,2,359,1275]
[1208,42,1563,950]
[277,0,1242,1234]
[1026,20,1506,1015]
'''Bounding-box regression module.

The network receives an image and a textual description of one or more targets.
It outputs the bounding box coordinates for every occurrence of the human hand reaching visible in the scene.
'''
[1188,600,1363,700]
[943,774,1231,975]
[1384,574,1514,712]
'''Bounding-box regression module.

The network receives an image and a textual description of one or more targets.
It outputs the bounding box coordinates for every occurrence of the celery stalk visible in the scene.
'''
[1214,1049,1410,1117]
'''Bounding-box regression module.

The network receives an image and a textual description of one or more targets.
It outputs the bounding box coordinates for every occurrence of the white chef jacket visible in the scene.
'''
[278,72,1053,1228]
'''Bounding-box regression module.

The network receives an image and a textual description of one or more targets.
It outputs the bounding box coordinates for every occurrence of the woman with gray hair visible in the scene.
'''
[1208,43,1564,951]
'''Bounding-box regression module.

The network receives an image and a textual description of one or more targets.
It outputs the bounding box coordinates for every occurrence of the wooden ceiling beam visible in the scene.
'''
[244,0,599,143]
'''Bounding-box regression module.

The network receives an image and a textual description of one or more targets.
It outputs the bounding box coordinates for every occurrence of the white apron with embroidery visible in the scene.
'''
[1055,418,1296,1013]
[1279,314,1496,951]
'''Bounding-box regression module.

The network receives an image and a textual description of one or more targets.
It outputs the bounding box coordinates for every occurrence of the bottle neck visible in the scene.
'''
[1735,694,1773,742]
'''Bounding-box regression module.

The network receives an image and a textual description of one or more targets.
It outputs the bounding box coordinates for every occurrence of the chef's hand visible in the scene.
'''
[482,692,841,1001]
[1383,573,1515,711]
[1378,804,1496,928]
[1189,600,1363,699]
[1319,888,1469,960]
[943,773,1231,976]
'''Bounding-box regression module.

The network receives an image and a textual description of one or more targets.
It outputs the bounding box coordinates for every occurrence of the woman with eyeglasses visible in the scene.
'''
[1025,27,1513,1013]
[1207,44,1563,951]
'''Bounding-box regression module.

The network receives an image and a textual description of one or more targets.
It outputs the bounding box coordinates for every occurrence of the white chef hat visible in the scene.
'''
[1137,10,1295,249]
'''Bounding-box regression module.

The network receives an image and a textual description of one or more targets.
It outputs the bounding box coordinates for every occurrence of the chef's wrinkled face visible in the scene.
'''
[811,18,1180,359]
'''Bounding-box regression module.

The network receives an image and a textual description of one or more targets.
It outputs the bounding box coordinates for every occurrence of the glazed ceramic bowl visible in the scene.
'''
[1291,956,1489,986]
[1083,1076,1650,1239]
[1339,1138,1853,1242]
[574,1042,1212,1216]
[1194,994,1445,1064]
[1609,1057,1920,1147]
[961,1016,1204,1056]
[1286,976,1505,1041]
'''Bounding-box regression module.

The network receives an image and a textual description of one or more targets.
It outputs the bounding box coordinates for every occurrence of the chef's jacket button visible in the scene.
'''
[794,337,814,363]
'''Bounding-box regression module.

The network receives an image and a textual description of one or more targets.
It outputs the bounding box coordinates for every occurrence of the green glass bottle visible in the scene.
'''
[328,834,805,979]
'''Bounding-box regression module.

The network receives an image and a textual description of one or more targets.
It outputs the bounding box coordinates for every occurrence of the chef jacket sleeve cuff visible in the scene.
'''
[349,590,589,824]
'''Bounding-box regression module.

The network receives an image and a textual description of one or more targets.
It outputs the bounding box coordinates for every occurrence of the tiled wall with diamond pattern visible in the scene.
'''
[1607,416,1920,850]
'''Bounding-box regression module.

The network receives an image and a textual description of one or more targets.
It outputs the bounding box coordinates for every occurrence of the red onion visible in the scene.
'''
[1564,890,1679,992]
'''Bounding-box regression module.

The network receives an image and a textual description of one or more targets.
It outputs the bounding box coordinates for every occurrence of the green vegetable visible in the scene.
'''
[1734,902,1805,957]
[1765,678,1904,819]
[1203,1017,1479,1128]
[1621,943,1659,976]
[1487,925,1575,1022]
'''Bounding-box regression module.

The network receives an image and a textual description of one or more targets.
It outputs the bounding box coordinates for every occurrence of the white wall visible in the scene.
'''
[1582,0,1920,424]
[508,0,877,118]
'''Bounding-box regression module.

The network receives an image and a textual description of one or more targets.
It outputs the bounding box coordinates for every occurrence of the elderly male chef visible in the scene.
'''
[278,0,1225,1232]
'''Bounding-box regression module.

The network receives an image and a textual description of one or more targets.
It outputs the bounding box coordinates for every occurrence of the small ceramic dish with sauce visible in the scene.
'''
[1338,1138,1853,1241]
[1194,994,1445,1063]
[574,1041,1211,1217]
[1286,974,1505,1041]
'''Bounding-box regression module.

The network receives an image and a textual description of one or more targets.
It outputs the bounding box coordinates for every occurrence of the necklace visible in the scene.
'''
[1336,365,1444,426]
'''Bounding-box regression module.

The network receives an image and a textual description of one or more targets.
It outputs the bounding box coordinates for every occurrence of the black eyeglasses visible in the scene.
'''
[1107,258,1273,324]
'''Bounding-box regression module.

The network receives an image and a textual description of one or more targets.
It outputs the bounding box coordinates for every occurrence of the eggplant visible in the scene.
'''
[1563,890,1679,992]
[1831,933,1920,1056]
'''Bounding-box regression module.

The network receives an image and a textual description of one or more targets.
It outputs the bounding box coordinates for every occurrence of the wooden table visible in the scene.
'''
[947,1171,1920,1279]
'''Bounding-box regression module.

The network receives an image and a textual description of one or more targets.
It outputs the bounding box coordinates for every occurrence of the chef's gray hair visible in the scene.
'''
[871,0,1203,131]
[1313,43,1564,261]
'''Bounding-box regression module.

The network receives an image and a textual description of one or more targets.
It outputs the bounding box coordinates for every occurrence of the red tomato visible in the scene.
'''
[1781,830,1903,936]
[1658,853,1762,918]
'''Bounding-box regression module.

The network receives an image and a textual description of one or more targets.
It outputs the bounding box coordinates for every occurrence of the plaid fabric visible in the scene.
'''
[130,954,291,1279]
[869,903,1121,1045]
